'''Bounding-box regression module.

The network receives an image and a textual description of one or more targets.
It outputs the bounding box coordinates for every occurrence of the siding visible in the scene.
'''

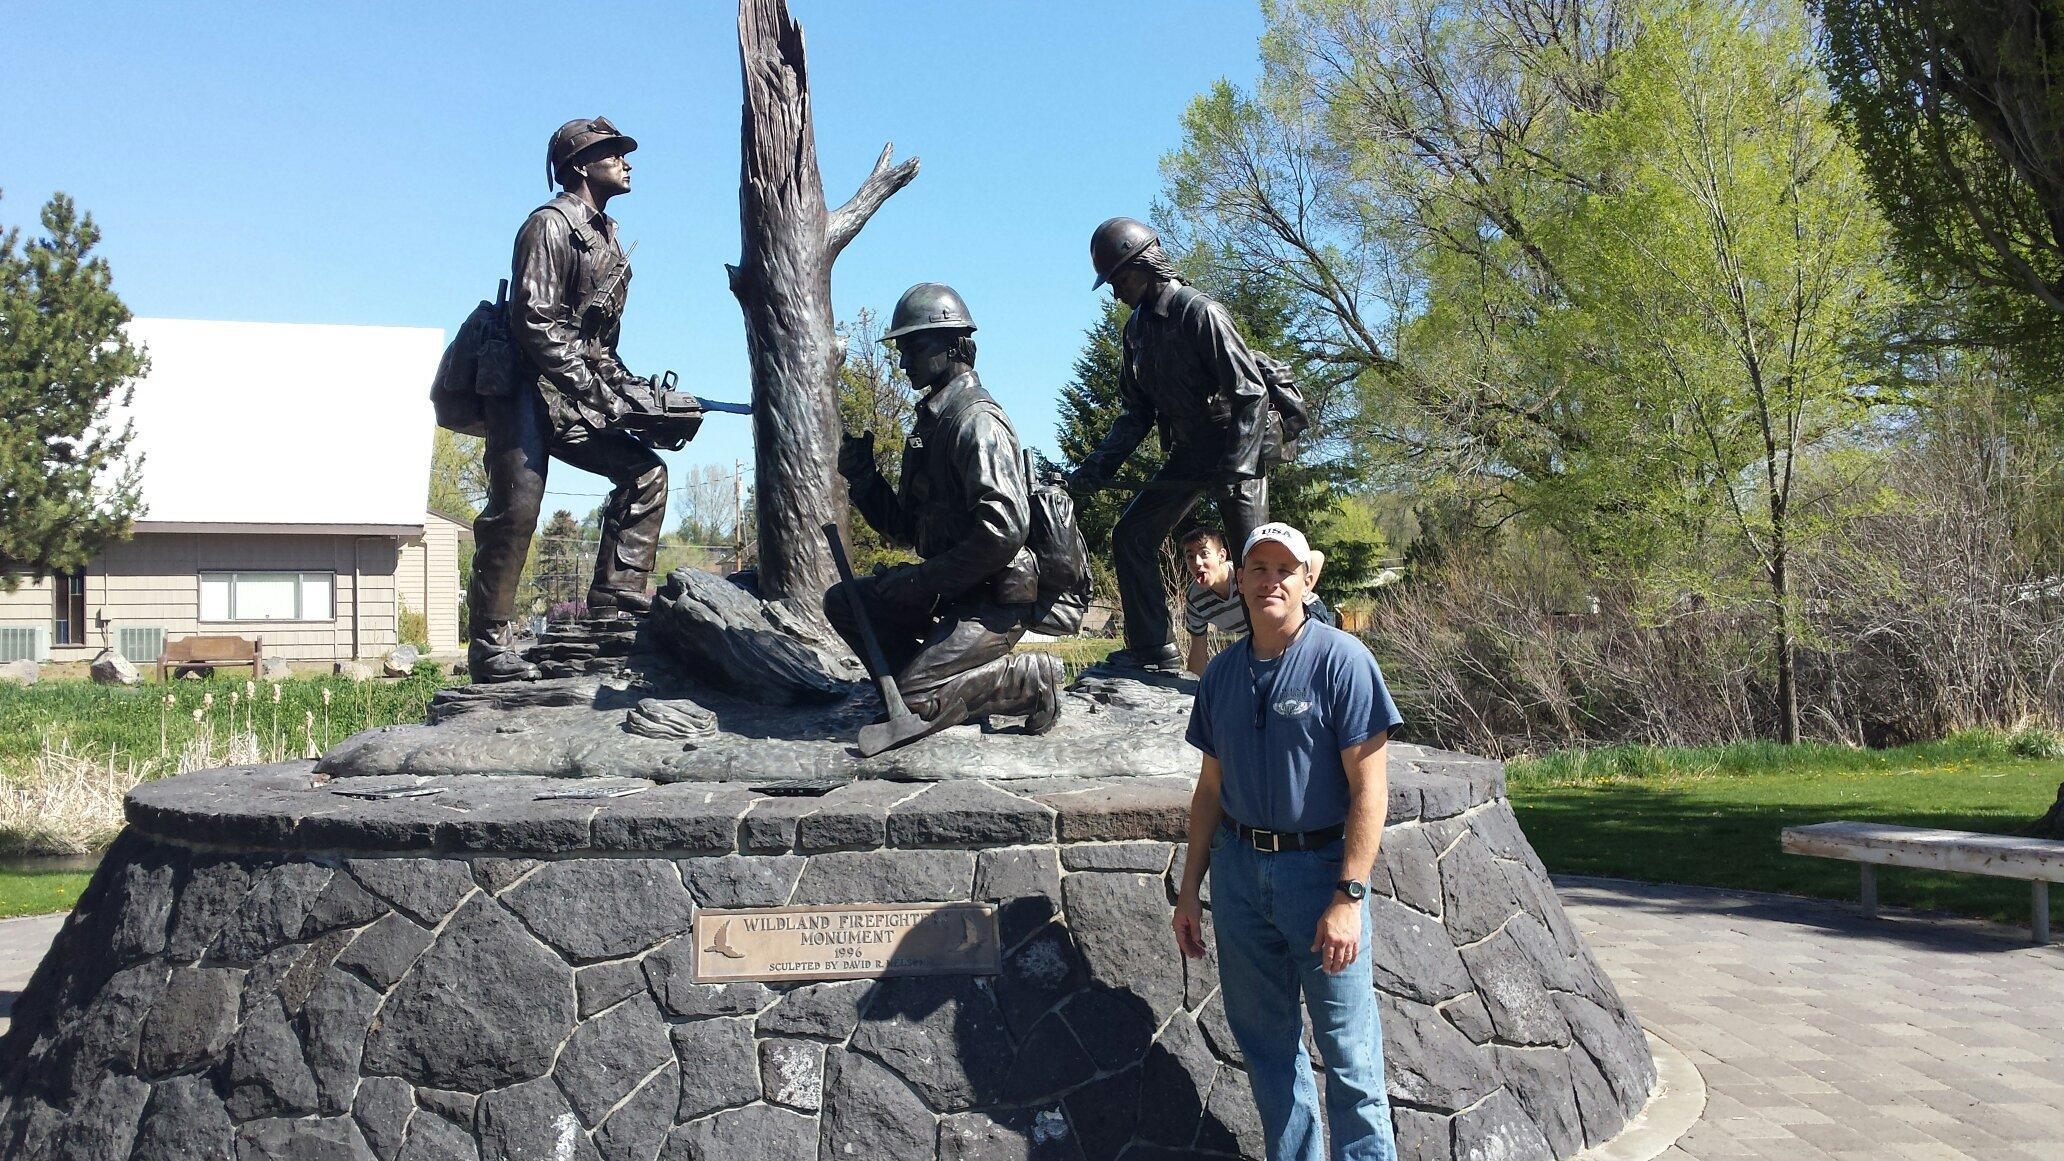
[0,531,410,665]
[395,511,467,653]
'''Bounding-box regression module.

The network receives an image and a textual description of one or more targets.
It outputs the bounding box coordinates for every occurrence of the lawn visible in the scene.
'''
[0,866,96,919]
[1506,733,2064,931]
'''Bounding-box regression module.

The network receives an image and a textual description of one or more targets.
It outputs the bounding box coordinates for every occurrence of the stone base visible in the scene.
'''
[0,749,1653,1160]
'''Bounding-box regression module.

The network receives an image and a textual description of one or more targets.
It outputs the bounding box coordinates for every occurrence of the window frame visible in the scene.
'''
[52,568,88,646]
[198,570,337,623]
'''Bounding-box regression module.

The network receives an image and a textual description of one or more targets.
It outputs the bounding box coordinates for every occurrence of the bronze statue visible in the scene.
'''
[1066,217,1274,673]
[466,117,675,682]
[827,283,1063,735]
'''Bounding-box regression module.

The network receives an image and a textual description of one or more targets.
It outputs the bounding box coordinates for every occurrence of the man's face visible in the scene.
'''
[1238,541,1309,623]
[1108,264,1152,307]
[895,330,958,388]
[582,150,633,197]
[1182,537,1229,587]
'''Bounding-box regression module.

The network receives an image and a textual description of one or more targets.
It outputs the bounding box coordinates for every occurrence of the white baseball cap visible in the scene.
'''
[1240,522,1312,565]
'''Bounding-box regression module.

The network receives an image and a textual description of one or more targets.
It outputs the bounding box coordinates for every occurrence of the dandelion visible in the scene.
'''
[192,708,204,723]
[203,692,214,711]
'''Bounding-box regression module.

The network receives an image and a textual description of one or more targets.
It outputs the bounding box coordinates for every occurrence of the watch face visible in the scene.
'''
[1339,879,1366,900]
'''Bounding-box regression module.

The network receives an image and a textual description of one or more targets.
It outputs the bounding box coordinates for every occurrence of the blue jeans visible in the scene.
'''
[1211,822,1396,1161]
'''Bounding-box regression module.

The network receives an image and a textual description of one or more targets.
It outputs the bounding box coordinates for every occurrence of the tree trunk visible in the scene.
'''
[729,0,918,607]
[1773,550,1799,746]
[2034,783,2064,839]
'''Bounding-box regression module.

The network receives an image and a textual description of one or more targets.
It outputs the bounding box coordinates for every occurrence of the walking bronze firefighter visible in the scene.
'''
[1066,216,1274,674]
[465,117,675,682]
[827,283,1064,736]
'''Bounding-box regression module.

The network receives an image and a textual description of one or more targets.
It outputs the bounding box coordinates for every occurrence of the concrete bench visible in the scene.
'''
[1781,821,2063,943]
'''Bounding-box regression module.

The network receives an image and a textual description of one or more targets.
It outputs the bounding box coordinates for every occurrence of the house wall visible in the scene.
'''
[394,513,466,654]
[0,531,407,666]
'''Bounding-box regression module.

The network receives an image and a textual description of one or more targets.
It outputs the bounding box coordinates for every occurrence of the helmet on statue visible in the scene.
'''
[1089,217,1159,289]
[882,282,978,341]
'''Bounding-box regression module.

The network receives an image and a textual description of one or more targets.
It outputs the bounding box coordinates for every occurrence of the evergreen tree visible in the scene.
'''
[0,191,146,587]
[1053,299,1164,580]
[532,509,586,609]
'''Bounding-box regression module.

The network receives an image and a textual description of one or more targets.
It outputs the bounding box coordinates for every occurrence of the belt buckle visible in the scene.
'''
[1251,829,1280,854]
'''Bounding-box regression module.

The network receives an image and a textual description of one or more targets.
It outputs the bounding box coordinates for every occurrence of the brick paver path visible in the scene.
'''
[0,913,66,1036]
[1559,876,2064,1160]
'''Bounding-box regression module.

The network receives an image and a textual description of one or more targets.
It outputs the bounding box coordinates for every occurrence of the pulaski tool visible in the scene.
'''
[823,522,969,757]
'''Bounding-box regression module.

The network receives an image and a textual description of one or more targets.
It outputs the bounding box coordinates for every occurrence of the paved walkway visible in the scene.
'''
[1,884,2058,1157]
[1560,877,2064,1160]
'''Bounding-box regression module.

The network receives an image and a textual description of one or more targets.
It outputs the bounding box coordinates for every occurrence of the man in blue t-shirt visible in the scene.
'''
[1174,522,1403,1161]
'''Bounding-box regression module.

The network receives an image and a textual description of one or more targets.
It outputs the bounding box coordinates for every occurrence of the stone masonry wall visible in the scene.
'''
[0,751,1654,1160]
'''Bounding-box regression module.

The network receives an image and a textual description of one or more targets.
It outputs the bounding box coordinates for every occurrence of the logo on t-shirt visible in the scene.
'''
[1272,695,1313,717]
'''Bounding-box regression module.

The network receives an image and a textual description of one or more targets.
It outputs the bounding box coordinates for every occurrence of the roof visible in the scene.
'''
[118,318,444,529]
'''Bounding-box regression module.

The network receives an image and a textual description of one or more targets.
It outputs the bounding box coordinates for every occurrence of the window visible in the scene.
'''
[52,569,87,645]
[200,572,335,622]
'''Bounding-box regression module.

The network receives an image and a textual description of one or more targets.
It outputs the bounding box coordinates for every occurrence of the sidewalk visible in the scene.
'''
[0,913,66,1035]
[1559,876,2064,1160]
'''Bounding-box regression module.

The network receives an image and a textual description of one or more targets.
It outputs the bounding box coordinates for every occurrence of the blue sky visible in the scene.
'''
[2,1,1267,514]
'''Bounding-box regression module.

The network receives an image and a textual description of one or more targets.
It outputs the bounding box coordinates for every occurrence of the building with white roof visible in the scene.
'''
[0,317,469,668]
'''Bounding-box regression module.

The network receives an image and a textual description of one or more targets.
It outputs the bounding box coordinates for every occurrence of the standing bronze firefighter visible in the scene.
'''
[465,117,674,682]
[828,283,1064,737]
[1066,216,1277,673]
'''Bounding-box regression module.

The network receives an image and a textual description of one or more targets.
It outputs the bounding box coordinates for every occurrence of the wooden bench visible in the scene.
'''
[1781,821,2063,943]
[157,634,264,682]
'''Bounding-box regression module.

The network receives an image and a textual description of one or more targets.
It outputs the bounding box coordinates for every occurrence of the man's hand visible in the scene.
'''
[1311,898,1362,974]
[1062,467,1098,496]
[872,564,933,618]
[1172,889,1208,959]
[838,431,876,480]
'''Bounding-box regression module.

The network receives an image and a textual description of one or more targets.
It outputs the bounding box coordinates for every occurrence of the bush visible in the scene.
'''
[397,608,430,649]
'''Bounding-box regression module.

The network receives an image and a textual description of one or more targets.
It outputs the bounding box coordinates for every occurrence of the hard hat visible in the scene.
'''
[1090,216,1160,289]
[883,282,978,341]
[546,117,637,188]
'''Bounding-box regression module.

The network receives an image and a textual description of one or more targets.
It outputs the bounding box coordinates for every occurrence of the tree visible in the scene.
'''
[833,307,919,573]
[730,0,917,607]
[531,509,586,609]
[0,191,146,587]
[1054,299,1162,561]
[1819,0,2064,373]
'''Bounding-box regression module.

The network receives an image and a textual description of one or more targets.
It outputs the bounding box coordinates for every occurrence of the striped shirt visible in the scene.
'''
[1184,581,1336,638]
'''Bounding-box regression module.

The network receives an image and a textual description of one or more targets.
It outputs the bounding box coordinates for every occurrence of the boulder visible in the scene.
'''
[646,567,863,705]
[381,646,420,678]
[337,661,377,683]
[92,649,142,686]
[259,657,294,681]
[0,659,37,686]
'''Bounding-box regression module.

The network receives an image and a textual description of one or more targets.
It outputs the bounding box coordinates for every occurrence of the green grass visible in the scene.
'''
[0,666,459,774]
[1019,636,1123,679]
[0,868,96,919]
[1507,732,2064,931]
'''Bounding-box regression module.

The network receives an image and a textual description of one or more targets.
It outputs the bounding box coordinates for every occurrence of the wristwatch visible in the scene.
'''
[1336,879,1367,901]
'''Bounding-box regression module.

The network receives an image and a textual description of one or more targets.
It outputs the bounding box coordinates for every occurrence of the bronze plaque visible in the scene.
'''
[691,902,1000,983]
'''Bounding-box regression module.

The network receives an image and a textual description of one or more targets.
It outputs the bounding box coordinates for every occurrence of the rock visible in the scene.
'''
[647,567,860,705]
[1000,1014,1096,1105]
[167,858,253,961]
[575,961,648,1018]
[226,994,320,1120]
[791,848,974,905]
[139,965,239,1075]
[937,1107,1080,1161]
[50,1074,150,1161]
[624,696,717,741]
[1459,923,1571,1046]
[850,974,1015,1111]
[993,923,1088,1040]
[346,858,476,926]
[361,896,575,1092]
[1135,1012,1215,1146]
[476,1075,596,1161]
[554,994,671,1127]
[0,659,37,686]
[1438,830,1527,945]
[976,846,1062,949]
[108,854,179,962]
[1451,1087,1555,1161]
[91,649,141,686]
[259,657,293,681]
[301,872,389,938]
[682,854,804,908]
[593,1064,676,1161]
[131,1073,234,1160]
[643,937,771,1018]
[209,862,333,964]
[470,857,539,895]
[382,646,420,678]
[1391,1105,1452,1161]
[336,913,435,992]
[819,1048,934,1157]
[1198,1064,1265,1157]
[669,1017,759,1121]
[659,1102,817,1160]
[398,1111,478,1161]
[1062,986,1157,1074]
[338,661,377,682]
[1060,1064,1139,1161]
[1062,872,1185,1023]
[351,1076,413,1161]
[759,1037,825,1111]
[1379,993,1497,1112]
[756,980,871,1040]
[501,859,694,962]
[303,969,381,1113]
[234,1116,378,1161]
[1494,1044,1584,1157]
[1366,894,1474,1006]
[1060,841,1173,872]
[887,781,1054,847]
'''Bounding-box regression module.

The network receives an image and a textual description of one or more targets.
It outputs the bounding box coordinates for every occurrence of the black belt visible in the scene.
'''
[1230,819,1345,854]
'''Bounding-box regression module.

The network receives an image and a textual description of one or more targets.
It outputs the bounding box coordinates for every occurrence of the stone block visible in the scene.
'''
[1060,1064,1140,1161]
[1134,1012,1215,1147]
[1035,782,1190,842]
[670,1017,759,1121]
[1062,871,1185,1023]
[976,845,1061,949]
[234,1115,379,1160]
[819,1047,933,1158]
[1379,993,1497,1112]
[759,1037,825,1111]
[555,993,671,1127]
[469,857,539,895]
[756,979,872,1040]
[887,780,1054,847]
[795,779,914,851]
[660,1102,817,1160]
[682,853,804,908]
[1366,894,1473,1006]
[992,923,1088,1041]
[362,896,575,1092]
[791,848,975,905]
[937,1107,1081,1161]
[351,1076,413,1161]
[590,785,750,853]
[643,936,771,1018]
[1059,841,1172,872]
[1451,1087,1554,1161]
[1000,1013,1097,1104]
[1459,923,1571,1047]
[131,1074,233,1161]
[139,965,239,1075]
[1493,1044,1584,1157]
[476,1075,597,1161]
[850,974,1015,1111]
[575,961,648,1018]
[346,859,476,927]
[1436,831,1525,945]
[502,859,695,962]
[593,1063,675,1161]
[336,913,435,992]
